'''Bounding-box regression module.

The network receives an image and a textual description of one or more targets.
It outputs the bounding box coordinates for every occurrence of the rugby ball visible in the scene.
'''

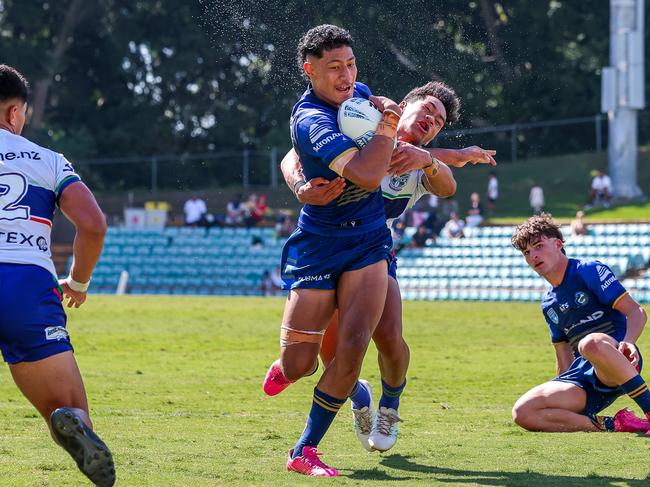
[337,97,382,148]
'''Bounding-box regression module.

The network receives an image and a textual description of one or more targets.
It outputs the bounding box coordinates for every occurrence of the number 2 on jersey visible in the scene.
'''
[0,172,30,221]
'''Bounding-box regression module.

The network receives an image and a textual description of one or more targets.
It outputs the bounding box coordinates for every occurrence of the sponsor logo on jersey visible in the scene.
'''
[547,308,559,324]
[297,273,332,283]
[309,123,332,144]
[0,151,41,162]
[559,302,570,313]
[45,326,69,341]
[312,132,343,152]
[597,265,616,290]
[388,173,410,191]
[575,291,588,306]
[0,231,41,248]
[564,310,605,335]
[601,276,616,291]
[596,265,612,282]
[36,236,48,252]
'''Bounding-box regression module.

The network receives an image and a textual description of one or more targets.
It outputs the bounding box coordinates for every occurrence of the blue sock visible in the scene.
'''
[621,375,650,414]
[378,379,406,411]
[292,388,346,458]
[349,381,371,410]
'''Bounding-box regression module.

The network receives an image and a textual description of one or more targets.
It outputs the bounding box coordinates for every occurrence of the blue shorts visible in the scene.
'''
[0,263,73,364]
[389,255,397,280]
[553,348,644,415]
[281,226,392,290]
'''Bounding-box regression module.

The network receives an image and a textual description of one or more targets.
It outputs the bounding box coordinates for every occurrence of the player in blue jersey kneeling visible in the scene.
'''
[511,214,650,433]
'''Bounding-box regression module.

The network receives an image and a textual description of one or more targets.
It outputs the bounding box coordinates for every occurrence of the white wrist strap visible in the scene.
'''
[66,276,90,293]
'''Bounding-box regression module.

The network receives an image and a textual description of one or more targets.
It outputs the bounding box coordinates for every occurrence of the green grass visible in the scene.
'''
[1,296,649,486]
[451,148,650,222]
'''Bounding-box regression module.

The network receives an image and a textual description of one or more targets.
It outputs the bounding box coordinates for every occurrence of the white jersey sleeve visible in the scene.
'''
[0,130,81,276]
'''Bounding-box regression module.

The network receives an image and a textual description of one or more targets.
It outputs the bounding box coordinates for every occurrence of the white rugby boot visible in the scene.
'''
[351,379,375,452]
[368,406,402,452]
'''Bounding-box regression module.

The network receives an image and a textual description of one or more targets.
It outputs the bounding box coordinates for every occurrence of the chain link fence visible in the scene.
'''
[74,111,650,192]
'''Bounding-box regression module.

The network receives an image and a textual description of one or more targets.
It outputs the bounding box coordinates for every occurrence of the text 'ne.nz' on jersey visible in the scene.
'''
[0,130,80,276]
[541,258,628,353]
[290,82,386,237]
[381,169,429,227]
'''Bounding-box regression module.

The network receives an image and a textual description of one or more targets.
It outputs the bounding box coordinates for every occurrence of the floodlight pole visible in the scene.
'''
[601,0,645,200]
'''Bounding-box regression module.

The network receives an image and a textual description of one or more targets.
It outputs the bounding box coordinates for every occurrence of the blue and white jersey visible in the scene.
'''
[541,258,628,353]
[0,130,80,276]
[290,82,386,237]
[381,169,429,227]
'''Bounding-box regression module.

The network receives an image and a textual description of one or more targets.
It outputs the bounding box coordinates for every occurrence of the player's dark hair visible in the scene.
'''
[511,213,565,253]
[297,24,353,75]
[0,65,29,103]
[402,81,460,125]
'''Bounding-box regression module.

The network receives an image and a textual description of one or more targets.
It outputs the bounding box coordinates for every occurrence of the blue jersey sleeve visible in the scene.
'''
[294,111,358,168]
[542,302,567,343]
[580,260,627,306]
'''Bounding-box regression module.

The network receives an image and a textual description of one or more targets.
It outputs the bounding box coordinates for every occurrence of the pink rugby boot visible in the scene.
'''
[286,447,339,477]
[613,408,650,432]
[263,359,293,396]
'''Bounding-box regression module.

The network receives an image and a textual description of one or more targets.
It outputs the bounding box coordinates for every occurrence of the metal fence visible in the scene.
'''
[74,111,650,193]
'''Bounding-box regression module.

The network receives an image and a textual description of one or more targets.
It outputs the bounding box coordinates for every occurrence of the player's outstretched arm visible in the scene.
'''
[614,294,648,367]
[335,96,402,191]
[280,149,345,205]
[428,146,497,168]
[554,341,575,376]
[58,181,107,307]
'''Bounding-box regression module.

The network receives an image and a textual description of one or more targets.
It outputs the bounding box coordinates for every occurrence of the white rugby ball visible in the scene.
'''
[337,97,382,148]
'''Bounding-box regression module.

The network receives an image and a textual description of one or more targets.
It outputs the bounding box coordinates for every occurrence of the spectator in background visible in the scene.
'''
[411,224,432,248]
[529,184,545,214]
[270,266,283,290]
[588,170,613,209]
[183,194,207,226]
[444,211,465,239]
[245,193,268,227]
[487,171,498,215]
[275,211,296,238]
[226,193,247,226]
[570,210,589,237]
[260,271,276,296]
[390,219,407,253]
[466,191,483,228]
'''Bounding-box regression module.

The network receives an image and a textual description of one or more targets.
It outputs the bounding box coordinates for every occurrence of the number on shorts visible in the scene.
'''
[0,172,30,221]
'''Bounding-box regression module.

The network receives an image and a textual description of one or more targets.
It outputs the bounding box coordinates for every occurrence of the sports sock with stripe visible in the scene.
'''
[378,379,406,411]
[291,388,346,458]
[620,375,650,414]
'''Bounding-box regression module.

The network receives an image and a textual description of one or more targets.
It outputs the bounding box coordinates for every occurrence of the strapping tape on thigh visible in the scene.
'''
[280,325,324,346]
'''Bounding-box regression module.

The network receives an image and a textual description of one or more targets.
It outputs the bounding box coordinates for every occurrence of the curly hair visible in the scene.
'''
[511,213,564,252]
[296,24,353,76]
[402,81,460,125]
[0,65,29,103]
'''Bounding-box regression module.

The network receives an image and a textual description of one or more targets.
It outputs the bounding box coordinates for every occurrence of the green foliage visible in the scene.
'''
[0,296,649,485]
[1,0,645,164]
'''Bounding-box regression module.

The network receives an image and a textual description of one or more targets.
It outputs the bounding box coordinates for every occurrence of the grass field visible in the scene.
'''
[1,296,650,486]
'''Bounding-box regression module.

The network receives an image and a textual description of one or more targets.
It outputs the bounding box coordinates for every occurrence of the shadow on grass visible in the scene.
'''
[342,454,650,486]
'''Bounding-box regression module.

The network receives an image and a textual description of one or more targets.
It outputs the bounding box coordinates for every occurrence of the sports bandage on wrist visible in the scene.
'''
[424,155,441,177]
[293,179,307,196]
[374,109,400,140]
[66,276,90,293]
[280,325,325,347]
